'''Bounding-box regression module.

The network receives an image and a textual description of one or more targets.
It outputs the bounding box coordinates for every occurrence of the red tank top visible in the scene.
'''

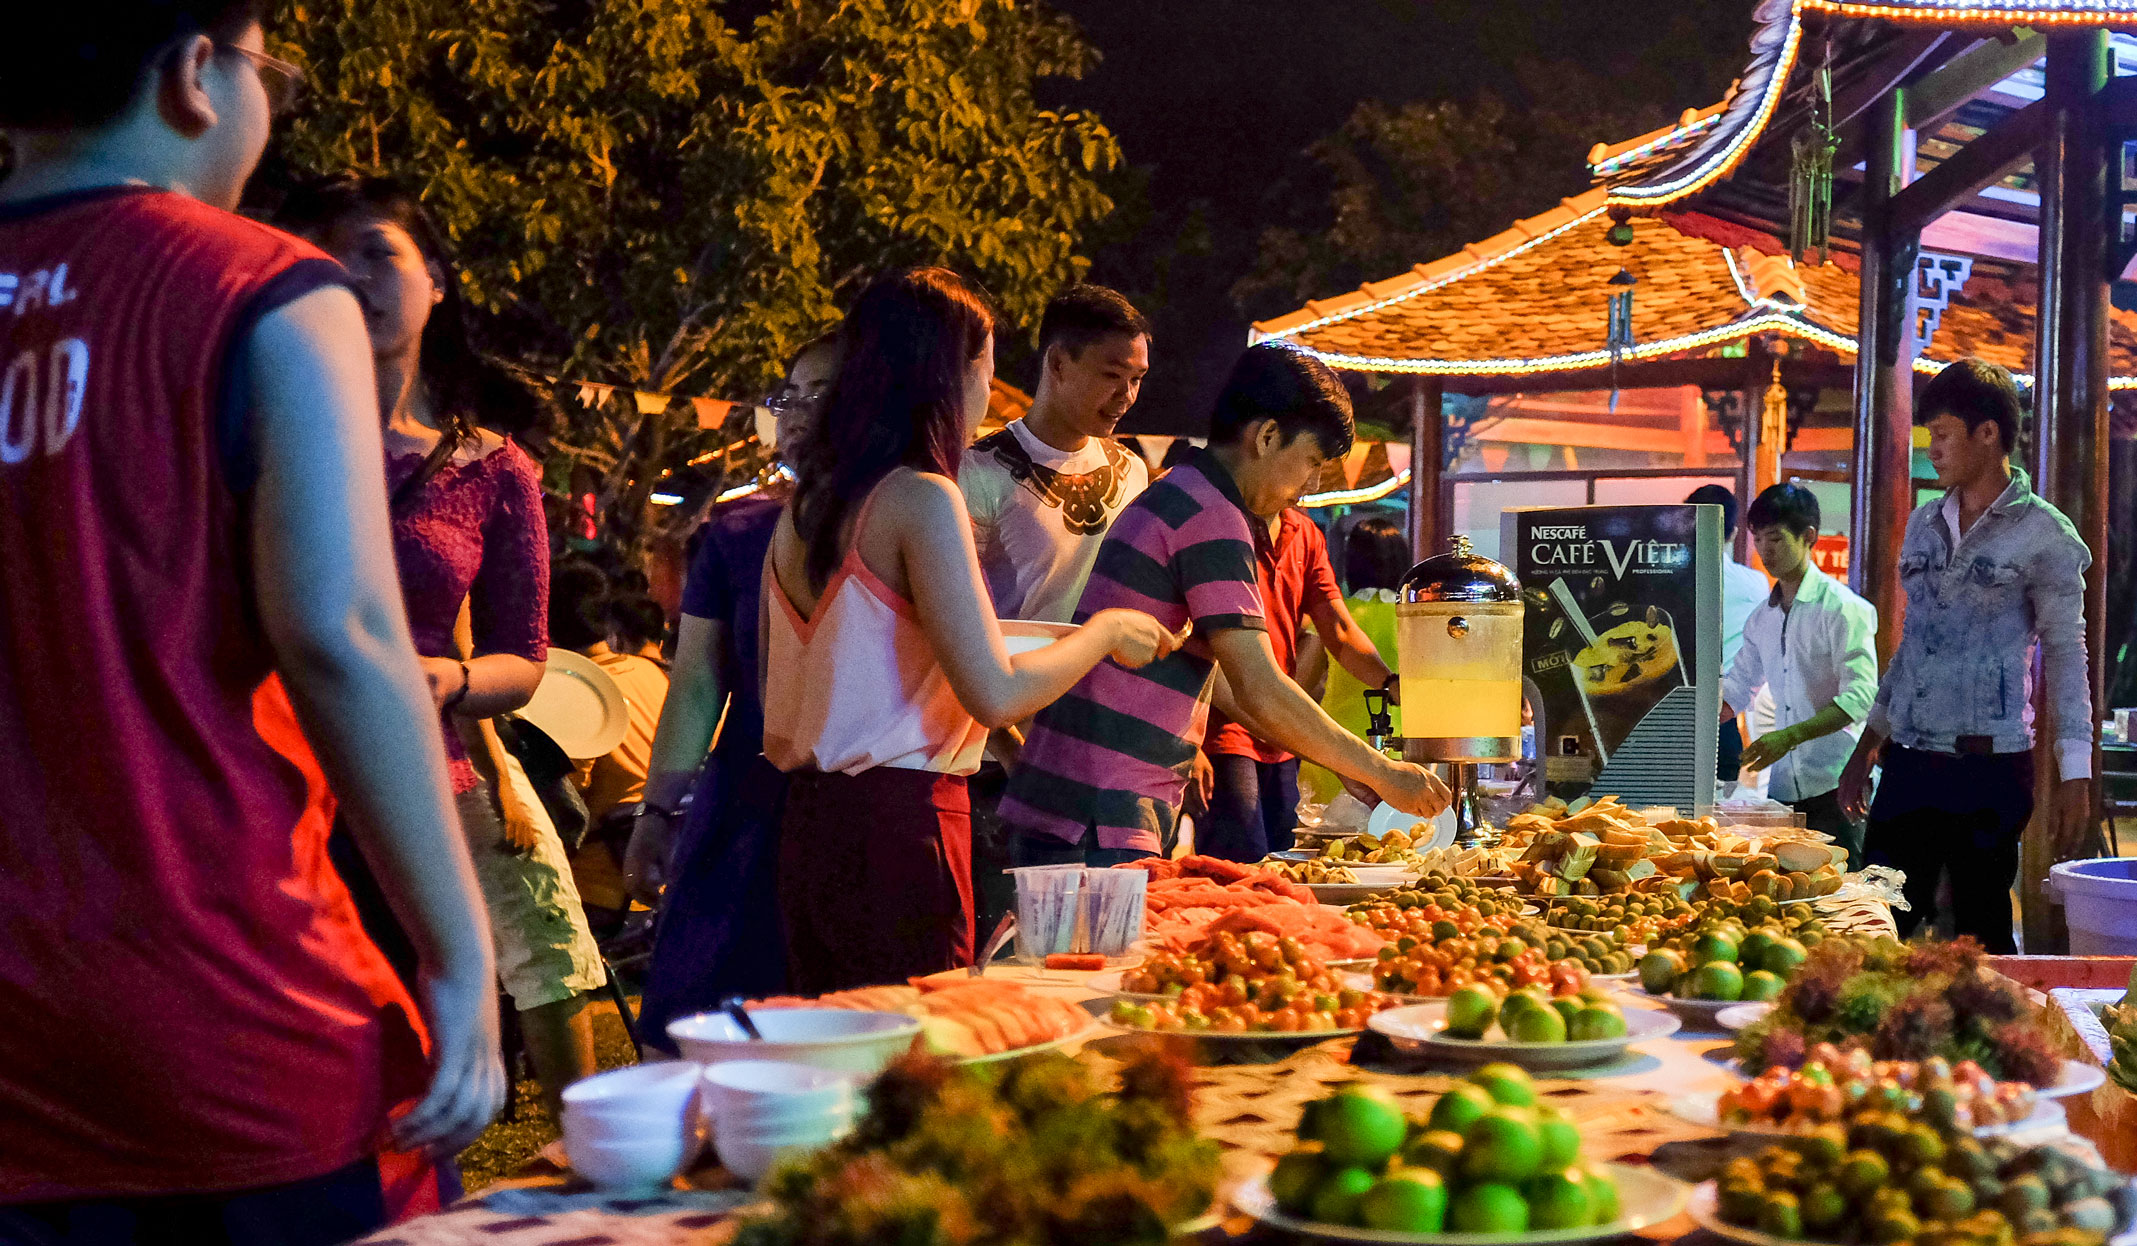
[0,187,426,1201]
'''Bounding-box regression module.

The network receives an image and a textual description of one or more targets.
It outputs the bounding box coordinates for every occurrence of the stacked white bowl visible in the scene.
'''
[666,1008,923,1076]
[702,1059,859,1183]
[558,1061,704,1191]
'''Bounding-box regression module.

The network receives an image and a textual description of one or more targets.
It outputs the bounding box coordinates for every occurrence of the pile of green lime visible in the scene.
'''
[1637,911,1824,1003]
[1268,1066,1623,1234]
[1443,983,1632,1044]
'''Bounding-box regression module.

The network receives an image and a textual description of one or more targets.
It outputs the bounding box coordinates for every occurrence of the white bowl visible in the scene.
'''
[716,1120,852,1184]
[720,1110,854,1145]
[560,1101,702,1145]
[562,1061,702,1116]
[717,1100,854,1130]
[569,1131,697,1191]
[668,1009,921,1075]
[702,1059,858,1109]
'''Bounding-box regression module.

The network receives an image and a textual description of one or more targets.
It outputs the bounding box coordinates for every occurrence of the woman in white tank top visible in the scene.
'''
[762,268,1180,993]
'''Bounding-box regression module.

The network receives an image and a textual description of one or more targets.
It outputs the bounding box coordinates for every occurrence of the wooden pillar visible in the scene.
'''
[1737,354,1763,567]
[2023,29,2113,953]
[1679,384,1709,468]
[1409,376,1444,561]
[1850,92,1921,667]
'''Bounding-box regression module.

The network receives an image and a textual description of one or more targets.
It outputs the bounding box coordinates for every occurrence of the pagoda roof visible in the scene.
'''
[1603,0,2137,218]
[1250,185,2137,385]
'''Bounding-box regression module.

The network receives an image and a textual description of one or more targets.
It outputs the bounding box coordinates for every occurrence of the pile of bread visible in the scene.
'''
[1502,795,1845,900]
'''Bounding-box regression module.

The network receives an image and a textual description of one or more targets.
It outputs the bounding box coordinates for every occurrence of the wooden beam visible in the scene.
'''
[1921,209,2039,263]
[1905,32,2045,134]
[1409,376,1443,562]
[1891,98,2048,235]
[1436,355,1854,397]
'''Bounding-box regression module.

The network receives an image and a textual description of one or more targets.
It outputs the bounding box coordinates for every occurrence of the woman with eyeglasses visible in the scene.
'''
[625,334,839,1045]
[279,175,608,1123]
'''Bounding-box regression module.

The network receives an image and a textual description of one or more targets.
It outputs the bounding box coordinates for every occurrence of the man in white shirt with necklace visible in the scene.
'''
[1721,483,1880,866]
[962,284,1152,624]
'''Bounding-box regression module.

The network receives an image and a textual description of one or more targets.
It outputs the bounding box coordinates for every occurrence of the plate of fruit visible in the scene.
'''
[1686,1131,2135,1246]
[1099,929,1402,1037]
[1235,1070,1689,1242]
[1668,1050,2060,1139]
[1636,923,1817,1025]
[1369,987,1680,1070]
[1091,962,1373,1001]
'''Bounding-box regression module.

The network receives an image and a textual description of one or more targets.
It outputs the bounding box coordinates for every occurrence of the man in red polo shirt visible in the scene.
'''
[0,3,502,1240]
[1200,507,1396,861]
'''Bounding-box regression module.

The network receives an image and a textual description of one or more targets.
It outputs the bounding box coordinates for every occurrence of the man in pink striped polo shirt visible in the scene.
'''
[1000,343,1449,865]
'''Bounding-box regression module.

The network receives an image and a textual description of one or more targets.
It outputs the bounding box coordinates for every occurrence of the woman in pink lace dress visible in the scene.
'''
[283,177,605,1120]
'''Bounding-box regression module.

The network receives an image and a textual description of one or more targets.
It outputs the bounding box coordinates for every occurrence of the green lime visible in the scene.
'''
[1737,930,1778,969]
[1444,985,1499,1040]
[1526,1171,1594,1229]
[1428,1083,1497,1135]
[1837,1150,1890,1198]
[1740,970,1786,1001]
[1688,960,1744,1001]
[1401,1128,1467,1178]
[1550,995,1584,1025]
[1468,1062,1538,1107]
[1269,1149,1328,1214]
[1359,1170,1448,1233]
[1310,1166,1379,1226]
[1461,1110,1543,1183]
[1534,1106,1582,1171]
[1449,1182,1530,1233]
[1507,1004,1568,1043]
[1317,1089,1408,1169]
[1638,949,1686,994]
[1801,1183,1847,1232]
[1762,937,1808,976]
[1692,932,1740,965]
[1568,1003,1629,1040]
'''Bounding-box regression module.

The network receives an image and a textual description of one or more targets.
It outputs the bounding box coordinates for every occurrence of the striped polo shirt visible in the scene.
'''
[1000,450,1267,853]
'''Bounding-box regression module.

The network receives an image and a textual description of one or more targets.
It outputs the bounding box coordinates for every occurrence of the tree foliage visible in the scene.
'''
[267,0,1121,557]
[1230,63,1717,322]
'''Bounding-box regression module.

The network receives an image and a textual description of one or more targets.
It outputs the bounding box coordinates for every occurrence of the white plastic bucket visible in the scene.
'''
[2048,857,2137,955]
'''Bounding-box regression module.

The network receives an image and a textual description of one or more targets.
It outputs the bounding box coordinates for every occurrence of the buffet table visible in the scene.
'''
[353,974,1890,1246]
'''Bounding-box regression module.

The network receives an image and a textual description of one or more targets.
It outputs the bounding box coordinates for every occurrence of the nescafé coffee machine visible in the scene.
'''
[1364,535,1524,845]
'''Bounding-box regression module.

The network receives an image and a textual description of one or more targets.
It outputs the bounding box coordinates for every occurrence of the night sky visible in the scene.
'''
[1036,0,1753,433]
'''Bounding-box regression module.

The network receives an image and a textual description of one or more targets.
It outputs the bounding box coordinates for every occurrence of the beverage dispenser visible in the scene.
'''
[1365,535,1523,844]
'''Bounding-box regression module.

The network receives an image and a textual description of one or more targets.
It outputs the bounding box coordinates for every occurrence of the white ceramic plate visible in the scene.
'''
[1000,618,1075,656]
[1714,1002,1773,1032]
[2040,1059,2108,1099]
[1367,1000,1680,1070]
[1233,1162,1689,1244]
[515,648,630,760]
[956,1019,1104,1064]
[1665,1091,2066,1140]
[1368,801,1458,852]
[1637,986,1752,1029]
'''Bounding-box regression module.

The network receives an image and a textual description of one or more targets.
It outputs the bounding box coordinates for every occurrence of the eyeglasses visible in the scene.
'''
[218,44,305,117]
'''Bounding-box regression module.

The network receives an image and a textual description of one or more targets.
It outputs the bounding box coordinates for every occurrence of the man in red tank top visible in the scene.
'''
[0,4,504,1241]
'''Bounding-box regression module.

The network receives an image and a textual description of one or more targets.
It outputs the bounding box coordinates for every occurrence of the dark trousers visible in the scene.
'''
[1789,787,1864,871]
[1865,745,2033,953]
[1007,822,1156,869]
[1199,754,1301,863]
[0,1159,384,1246]
[778,768,974,995]
[1718,717,1743,782]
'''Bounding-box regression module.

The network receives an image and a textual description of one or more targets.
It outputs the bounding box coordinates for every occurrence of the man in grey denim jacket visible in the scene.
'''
[1838,360,2093,952]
